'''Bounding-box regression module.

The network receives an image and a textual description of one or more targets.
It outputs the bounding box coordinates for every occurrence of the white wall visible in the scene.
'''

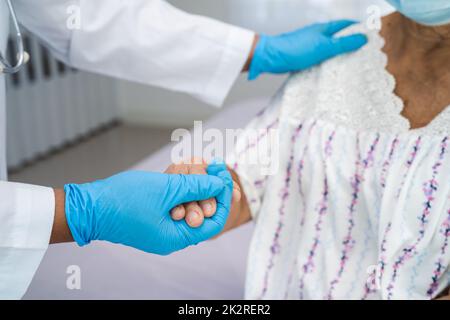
[116,0,393,128]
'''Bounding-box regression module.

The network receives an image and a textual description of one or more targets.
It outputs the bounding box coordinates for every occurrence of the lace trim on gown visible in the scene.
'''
[281,24,450,136]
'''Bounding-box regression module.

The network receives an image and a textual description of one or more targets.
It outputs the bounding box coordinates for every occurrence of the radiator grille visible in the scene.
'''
[6,33,120,171]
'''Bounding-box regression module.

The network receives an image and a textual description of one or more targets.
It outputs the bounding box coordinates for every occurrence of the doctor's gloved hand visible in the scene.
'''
[248,20,367,80]
[63,166,233,255]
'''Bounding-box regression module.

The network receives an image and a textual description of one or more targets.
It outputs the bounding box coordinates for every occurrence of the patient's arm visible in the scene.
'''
[222,169,253,233]
[436,287,450,300]
[165,160,252,234]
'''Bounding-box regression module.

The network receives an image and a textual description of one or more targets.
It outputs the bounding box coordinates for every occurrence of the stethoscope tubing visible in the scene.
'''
[0,0,28,74]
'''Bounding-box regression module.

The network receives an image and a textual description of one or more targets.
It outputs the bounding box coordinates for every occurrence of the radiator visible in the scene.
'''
[5,33,120,171]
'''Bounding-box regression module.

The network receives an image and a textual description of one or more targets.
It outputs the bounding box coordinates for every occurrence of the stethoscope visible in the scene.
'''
[0,0,29,74]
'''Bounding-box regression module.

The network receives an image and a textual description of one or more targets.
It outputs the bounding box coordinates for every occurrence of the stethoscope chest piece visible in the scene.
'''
[0,0,29,74]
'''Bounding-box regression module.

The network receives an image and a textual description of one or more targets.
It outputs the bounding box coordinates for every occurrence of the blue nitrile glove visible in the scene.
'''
[64,164,233,255]
[248,20,367,80]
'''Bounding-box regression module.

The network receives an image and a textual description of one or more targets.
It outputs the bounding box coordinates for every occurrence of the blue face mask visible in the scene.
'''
[386,0,450,26]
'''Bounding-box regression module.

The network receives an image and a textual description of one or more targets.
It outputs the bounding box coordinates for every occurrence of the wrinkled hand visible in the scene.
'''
[166,159,241,228]
[249,20,368,80]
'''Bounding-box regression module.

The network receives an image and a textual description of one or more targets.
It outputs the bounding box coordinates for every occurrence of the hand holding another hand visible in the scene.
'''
[64,162,234,255]
[166,159,241,228]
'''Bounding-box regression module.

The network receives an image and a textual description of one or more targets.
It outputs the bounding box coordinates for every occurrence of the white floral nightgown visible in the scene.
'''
[229,24,450,300]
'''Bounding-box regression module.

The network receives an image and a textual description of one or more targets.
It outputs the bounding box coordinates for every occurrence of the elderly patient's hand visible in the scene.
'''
[165,159,241,228]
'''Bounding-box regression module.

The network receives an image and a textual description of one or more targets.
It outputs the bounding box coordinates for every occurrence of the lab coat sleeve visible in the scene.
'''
[14,0,255,107]
[0,182,55,299]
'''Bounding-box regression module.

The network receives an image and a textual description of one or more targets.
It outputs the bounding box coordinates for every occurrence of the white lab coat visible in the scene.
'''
[0,0,254,299]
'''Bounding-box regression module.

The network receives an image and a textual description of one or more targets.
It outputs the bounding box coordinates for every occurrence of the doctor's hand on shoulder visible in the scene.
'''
[244,20,367,79]
[51,164,233,255]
